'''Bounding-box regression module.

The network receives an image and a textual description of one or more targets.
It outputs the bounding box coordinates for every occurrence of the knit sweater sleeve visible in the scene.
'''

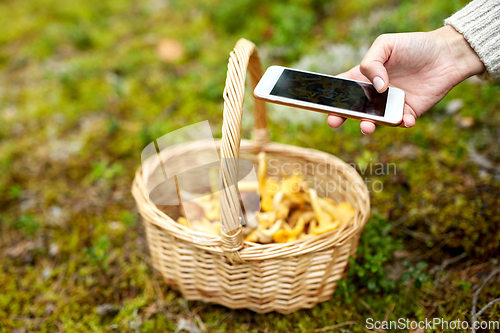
[444,0,500,81]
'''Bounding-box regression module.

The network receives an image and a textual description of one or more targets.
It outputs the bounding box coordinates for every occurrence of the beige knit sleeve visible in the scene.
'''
[445,0,500,81]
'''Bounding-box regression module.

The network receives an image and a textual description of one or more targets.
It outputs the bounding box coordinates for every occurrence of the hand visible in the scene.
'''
[327,25,486,134]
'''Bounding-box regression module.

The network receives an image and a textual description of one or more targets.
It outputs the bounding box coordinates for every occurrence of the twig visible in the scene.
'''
[56,320,65,333]
[359,299,377,318]
[411,237,451,261]
[195,314,207,333]
[211,313,233,328]
[433,252,467,286]
[313,321,357,332]
[474,297,500,320]
[471,267,500,333]
[382,210,418,236]
[383,303,396,322]
[400,227,438,242]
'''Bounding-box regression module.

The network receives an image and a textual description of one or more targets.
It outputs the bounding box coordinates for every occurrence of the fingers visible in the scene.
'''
[403,114,416,128]
[401,104,417,128]
[360,121,376,135]
[359,35,393,93]
[327,66,364,129]
[327,114,346,128]
[329,116,377,134]
[336,65,370,82]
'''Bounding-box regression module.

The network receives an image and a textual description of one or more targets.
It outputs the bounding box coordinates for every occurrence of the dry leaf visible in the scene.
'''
[458,116,474,128]
[157,38,184,62]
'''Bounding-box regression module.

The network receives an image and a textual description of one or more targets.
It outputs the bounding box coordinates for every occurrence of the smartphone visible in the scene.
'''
[254,66,405,126]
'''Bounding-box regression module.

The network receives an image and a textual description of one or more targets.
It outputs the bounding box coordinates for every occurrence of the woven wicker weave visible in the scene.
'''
[131,39,370,314]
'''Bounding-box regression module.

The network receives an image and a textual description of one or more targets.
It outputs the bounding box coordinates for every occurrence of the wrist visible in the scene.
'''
[434,25,486,81]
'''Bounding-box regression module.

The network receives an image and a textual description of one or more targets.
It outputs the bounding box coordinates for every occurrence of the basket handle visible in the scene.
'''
[219,39,268,263]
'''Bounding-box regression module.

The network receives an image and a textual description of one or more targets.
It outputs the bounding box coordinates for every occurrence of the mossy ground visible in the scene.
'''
[1,0,499,332]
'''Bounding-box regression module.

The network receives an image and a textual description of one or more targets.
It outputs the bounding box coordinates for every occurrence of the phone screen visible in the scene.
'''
[270,69,388,116]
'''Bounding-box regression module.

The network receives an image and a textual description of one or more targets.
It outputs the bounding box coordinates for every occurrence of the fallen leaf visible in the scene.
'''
[157,39,184,63]
[458,116,474,128]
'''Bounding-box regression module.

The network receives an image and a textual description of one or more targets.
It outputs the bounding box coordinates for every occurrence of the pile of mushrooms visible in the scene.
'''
[176,152,356,243]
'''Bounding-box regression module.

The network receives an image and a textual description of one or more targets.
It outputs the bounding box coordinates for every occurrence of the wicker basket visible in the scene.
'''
[131,39,370,314]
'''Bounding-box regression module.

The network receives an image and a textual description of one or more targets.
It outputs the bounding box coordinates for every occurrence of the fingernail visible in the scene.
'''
[361,129,366,135]
[404,122,409,128]
[373,77,384,92]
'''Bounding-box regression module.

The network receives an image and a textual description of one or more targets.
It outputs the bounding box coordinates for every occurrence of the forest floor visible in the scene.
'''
[1,0,499,332]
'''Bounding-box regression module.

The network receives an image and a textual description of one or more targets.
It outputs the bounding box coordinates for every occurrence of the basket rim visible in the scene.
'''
[132,139,370,260]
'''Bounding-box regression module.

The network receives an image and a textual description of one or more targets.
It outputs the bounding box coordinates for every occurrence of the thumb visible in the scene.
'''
[359,34,393,93]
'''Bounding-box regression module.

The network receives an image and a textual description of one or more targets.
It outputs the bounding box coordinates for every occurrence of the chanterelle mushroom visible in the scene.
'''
[245,229,259,242]
[308,189,340,235]
[257,211,276,229]
[205,197,220,221]
[257,219,283,243]
[309,189,333,226]
[273,191,285,212]
[319,199,355,225]
[190,218,221,236]
[258,151,267,187]
[273,216,307,243]
[281,172,306,205]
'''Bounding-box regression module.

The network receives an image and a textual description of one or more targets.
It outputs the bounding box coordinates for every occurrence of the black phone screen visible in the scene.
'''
[270,69,388,116]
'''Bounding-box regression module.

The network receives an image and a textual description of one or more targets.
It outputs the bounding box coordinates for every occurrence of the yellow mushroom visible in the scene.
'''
[257,151,266,187]
[272,229,290,243]
[302,191,312,204]
[262,177,280,196]
[177,217,190,228]
[190,218,221,236]
[319,199,355,225]
[298,232,315,240]
[281,172,304,193]
[273,191,285,211]
[257,219,283,243]
[287,209,303,228]
[261,196,274,212]
[299,211,316,226]
[309,189,334,226]
[281,172,306,205]
[258,176,280,212]
[272,216,307,243]
[308,189,340,235]
[322,197,336,206]
[257,152,282,212]
[205,198,220,221]
[245,229,259,242]
[335,202,356,224]
[276,199,292,220]
[319,198,337,219]
[273,191,292,220]
[257,211,276,229]
[309,219,340,235]
[183,193,221,222]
